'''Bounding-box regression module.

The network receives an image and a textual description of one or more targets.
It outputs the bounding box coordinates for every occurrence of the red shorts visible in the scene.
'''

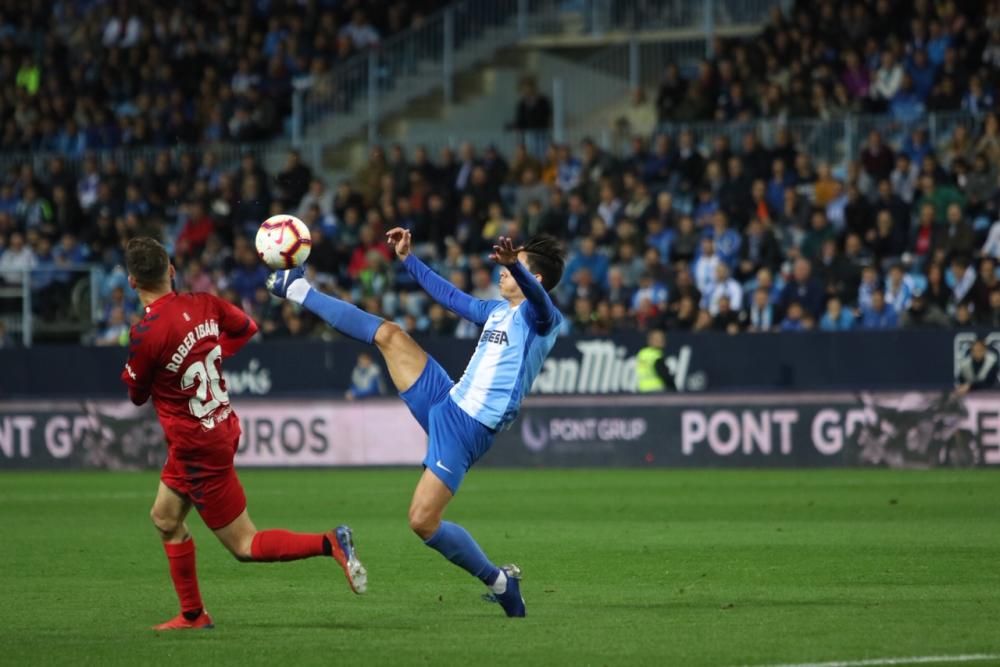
[161,440,247,530]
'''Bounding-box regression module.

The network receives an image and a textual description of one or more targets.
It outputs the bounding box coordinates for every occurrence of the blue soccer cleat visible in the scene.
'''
[267,266,306,299]
[488,564,525,618]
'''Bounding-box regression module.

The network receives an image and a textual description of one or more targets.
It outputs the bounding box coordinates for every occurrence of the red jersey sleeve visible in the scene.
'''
[121,320,160,405]
[212,295,258,358]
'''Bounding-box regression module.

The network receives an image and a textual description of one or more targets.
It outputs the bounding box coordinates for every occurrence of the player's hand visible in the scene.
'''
[386,227,411,260]
[490,236,523,266]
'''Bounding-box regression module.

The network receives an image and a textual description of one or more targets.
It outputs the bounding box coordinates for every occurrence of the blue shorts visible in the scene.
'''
[399,356,495,494]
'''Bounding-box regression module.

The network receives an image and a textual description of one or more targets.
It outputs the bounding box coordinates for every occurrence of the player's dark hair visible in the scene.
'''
[523,234,566,292]
[125,237,170,289]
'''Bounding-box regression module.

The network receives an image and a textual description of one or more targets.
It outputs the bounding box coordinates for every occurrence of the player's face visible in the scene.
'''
[498,252,535,301]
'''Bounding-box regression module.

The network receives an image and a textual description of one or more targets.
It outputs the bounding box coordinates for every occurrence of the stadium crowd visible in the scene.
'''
[3,111,1000,345]
[655,0,1000,124]
[0,0,444,154]
[1,0,1000,344]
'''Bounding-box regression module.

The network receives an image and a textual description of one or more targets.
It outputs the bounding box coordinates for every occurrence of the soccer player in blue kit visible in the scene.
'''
[268,230,565,617]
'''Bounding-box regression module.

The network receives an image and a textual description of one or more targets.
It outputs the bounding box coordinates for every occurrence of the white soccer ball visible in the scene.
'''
[255,214,312,269]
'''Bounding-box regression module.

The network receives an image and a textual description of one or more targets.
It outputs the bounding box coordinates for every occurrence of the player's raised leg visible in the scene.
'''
[150,482,214,630]
[212,509,368,594]
[268,267,429,393]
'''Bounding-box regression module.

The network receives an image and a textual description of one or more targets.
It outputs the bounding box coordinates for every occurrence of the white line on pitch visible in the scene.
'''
[741,654,1000,667]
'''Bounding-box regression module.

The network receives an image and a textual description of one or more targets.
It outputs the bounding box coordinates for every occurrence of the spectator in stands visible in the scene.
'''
[692,237,719,297]
[862,131,896,182]
[900,291,950,329]
[710,212,741,268]
[779,302,807,332]
[340,9,380,49]
[345,352,386,400]
[0,232,36,285]
[950,256,977,304]
[94,306,128,347]
[565,236,610,299]
[955,338,999,394]
[801,210,837,262]
[820,296,855,332]
[713,296,741,334]
[555,145,583,193]
[884,265,914,315]
[275,150,313,210]
[655,64,687,124]
[8,0,1000,346]
[936,202,976,259]
[780,258,824,319]
[229,237,269,305]
[737,216,781,280]
[706,263,742,316]
[631,271,668,317]
[972,257,1000,321]
[745,287,775,332]
[511,77,552,135]
[917,173,966,225]
[859,289,899,329]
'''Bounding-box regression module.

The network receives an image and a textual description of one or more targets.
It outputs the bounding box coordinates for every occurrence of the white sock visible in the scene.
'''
[490,570,508,595]
[285,279,311,305]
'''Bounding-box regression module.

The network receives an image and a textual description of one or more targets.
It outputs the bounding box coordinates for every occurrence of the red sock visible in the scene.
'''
[250,530,327,562]
[163,539,203,615]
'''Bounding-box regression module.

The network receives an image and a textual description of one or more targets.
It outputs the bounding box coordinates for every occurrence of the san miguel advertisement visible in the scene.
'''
[2,392,999,470]
[0,329,979,398]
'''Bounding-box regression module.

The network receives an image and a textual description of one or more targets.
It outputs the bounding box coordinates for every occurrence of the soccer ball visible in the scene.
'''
[255,214,312,269]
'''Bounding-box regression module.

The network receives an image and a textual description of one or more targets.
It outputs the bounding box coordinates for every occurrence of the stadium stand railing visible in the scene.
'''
[289,0,790,149]
[1,267,100,347]
[656,111,987,170]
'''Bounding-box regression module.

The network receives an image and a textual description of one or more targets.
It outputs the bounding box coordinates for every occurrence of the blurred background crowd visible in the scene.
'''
[1,0,999,346]
[0,0,444,152]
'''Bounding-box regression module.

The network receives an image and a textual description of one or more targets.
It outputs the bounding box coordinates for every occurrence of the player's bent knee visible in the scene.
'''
[375,320,408,350]
[408,505,440,540]
[221,533,255,562]
[231,548,254,563]
[150,507,182,538]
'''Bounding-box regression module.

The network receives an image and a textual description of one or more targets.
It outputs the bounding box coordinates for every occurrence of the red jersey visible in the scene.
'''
[120,292,258,454]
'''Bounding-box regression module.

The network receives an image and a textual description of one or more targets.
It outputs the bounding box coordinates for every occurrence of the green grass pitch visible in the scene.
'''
[2,469,999,666]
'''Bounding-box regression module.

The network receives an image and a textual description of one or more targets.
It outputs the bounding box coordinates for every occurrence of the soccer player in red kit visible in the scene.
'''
[120,237,367,630]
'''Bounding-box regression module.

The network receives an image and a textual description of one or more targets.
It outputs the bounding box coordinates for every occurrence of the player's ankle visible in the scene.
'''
[488,569,507,595]
[286,278,310,305]
[182,608,204,621]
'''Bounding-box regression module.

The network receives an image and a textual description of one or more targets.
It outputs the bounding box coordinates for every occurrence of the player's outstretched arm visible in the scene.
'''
[491,236,559,334]
[386,227,496,325]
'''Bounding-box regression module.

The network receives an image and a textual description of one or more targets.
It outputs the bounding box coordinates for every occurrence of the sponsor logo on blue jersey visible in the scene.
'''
[480,328,510,345]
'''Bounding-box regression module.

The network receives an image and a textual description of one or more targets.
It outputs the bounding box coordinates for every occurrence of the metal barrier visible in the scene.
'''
[0,0,789,174]
[579,0,790,35]
[656,111,990,168]
[292,0,562,146]
[0,140,306,184]
[288,0,787,148]
[0,267,100,347]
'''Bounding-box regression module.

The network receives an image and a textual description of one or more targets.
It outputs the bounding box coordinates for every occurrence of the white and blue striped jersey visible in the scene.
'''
[403,255,563,430]
[450,299,561,429]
